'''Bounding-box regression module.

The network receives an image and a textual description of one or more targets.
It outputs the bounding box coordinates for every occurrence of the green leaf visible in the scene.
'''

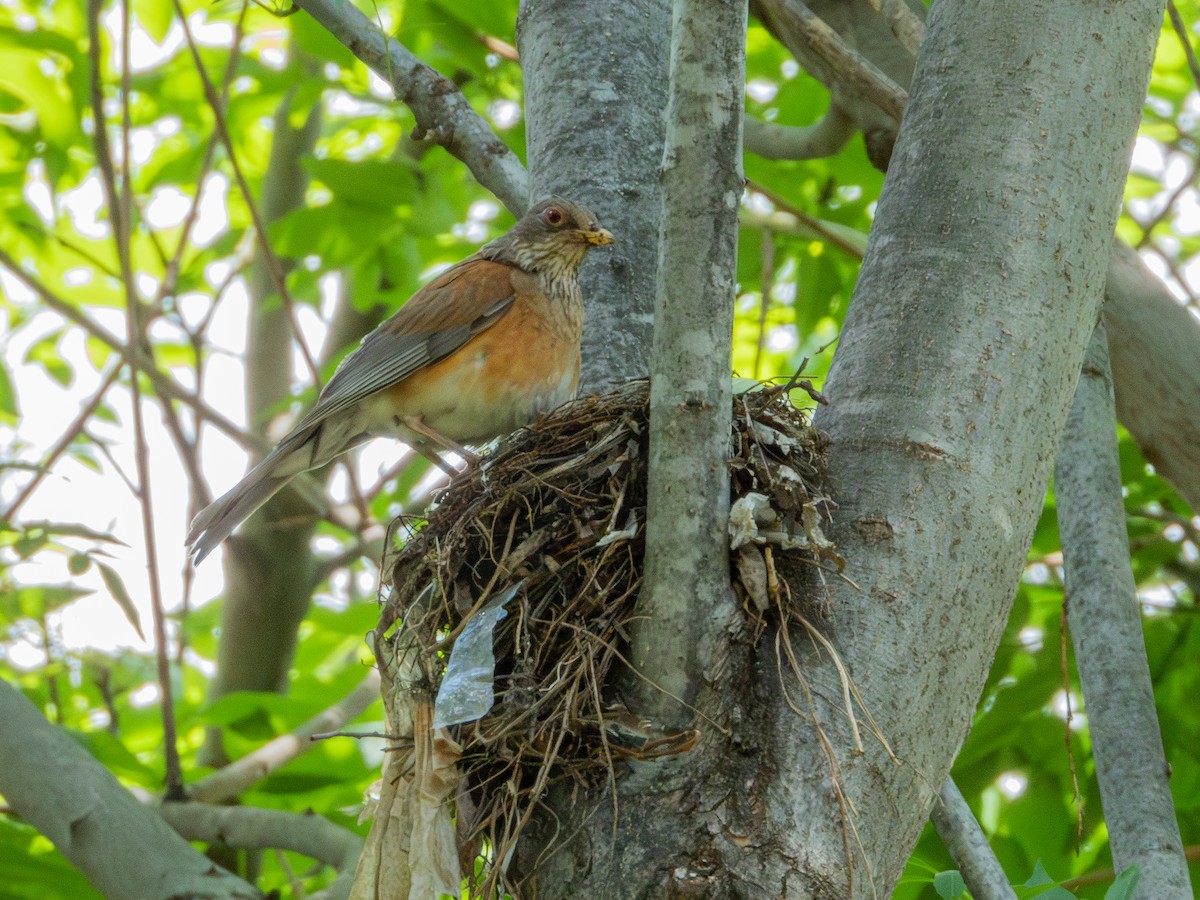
[1103,866,1140,900]
[0,45,80,149]
[97,563,144,641]
[303,158,419,210]
[933,870,967,899]
[270,204,399,268]
[133,0,175,44]
[0,584,88,620]
[0,362,17,422]
[1022,861,1055,889]
[0,816,103,899]
[25,333,73,387]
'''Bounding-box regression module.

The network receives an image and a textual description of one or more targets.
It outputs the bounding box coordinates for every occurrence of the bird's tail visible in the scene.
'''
[186,454,293,564]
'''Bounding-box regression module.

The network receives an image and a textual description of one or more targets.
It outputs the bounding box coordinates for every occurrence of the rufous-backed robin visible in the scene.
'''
[186,198,614,563]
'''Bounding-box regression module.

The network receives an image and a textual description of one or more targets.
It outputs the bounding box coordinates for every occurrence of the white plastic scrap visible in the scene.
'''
[432,582,522,729]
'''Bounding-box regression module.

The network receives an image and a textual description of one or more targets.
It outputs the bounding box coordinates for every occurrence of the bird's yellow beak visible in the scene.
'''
[579,228,615,246]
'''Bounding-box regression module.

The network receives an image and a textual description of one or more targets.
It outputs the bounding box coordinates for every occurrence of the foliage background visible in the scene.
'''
[0,0,1197,896]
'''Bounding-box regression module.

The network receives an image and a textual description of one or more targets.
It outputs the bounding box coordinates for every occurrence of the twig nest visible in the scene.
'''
[374,377,835,895]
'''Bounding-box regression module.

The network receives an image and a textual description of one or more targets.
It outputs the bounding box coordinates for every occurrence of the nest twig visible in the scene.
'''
[375,377,841,896]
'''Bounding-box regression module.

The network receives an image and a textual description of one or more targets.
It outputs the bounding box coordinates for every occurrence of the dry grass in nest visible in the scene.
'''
[375,377,841,894]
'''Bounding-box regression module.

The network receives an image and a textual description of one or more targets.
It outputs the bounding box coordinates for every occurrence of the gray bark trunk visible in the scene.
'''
[632,0,745,717]
[757,0,1200,517]
[1104,241,1200,511]
[774,0,1165,894]
[518,0,670,390]
[1056,324,1191,898]
[0,680,259,899]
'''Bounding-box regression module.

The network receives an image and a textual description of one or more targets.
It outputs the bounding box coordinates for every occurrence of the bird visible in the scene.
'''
[186,197,614,563]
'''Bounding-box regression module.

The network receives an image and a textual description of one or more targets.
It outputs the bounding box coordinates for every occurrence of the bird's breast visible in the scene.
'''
[367,285,583,446]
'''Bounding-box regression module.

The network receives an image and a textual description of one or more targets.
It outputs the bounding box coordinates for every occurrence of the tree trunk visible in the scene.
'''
[520,0,1166,895]
[1056,324,1191,897]
[766,0,1166,893]
[1104,240,1200,511]
[518,0,669,389]
[201,79,323,766]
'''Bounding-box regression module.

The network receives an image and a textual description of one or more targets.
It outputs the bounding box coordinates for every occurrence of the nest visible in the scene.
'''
[374,377,838,896]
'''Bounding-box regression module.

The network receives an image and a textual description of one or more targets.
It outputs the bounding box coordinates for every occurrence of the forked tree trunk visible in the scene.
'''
[510,0,1167,896]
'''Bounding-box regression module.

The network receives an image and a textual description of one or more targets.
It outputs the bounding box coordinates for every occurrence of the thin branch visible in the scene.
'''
[930,778,1016,900]
[89,0,185,798]
[744,108,856,160]
[0,248,261,452]
[188,668,381,803]
[757,0,908,123]
[289,0,529,215]
[865,0,925,56]
[1133,155,1197,248]
[744,178,868,258]
[153,2,247,315]
[1168,1,1200,91]
[1055,322,1191,895]
[173,0,321,385]
[754,226,775,380]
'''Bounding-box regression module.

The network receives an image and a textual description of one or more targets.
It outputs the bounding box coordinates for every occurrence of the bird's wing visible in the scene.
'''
[294,257,518,429]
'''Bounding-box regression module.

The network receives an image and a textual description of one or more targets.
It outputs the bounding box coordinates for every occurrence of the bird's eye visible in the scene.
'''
[542,206,565,226]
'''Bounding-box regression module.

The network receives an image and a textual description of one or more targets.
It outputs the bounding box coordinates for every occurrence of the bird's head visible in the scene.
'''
[483,197,615,279]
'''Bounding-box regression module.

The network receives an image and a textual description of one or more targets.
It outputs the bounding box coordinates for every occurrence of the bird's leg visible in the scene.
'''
[400,416,477,476]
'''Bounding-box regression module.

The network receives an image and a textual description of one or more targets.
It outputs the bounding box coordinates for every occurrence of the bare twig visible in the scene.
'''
[188,669,381,803]
[172,0,321,385]
[930,778,1016,900]
[88,0,185,798]
[754,227,775,380]
[865,0,925,56]
[758,0,908,123]
[745,178,868,258]
[1168,1,1200,91]
[290,0,529,214]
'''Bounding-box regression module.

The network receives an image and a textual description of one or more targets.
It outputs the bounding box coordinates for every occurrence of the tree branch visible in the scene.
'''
[632,0,744,718]
[754,0,908,124]
[1055,322,1191,896]
[866,0,925,56]
[759,0,1200,517]
[744,107,856,159]
[1104,241,1200,512]
[931,778,1016,900]
[779,0,1166,890]
[89,0,184,797]
[0,680,260,899]
[157,801,362,875]
[290,0,528,215]
[189,669,381,803]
